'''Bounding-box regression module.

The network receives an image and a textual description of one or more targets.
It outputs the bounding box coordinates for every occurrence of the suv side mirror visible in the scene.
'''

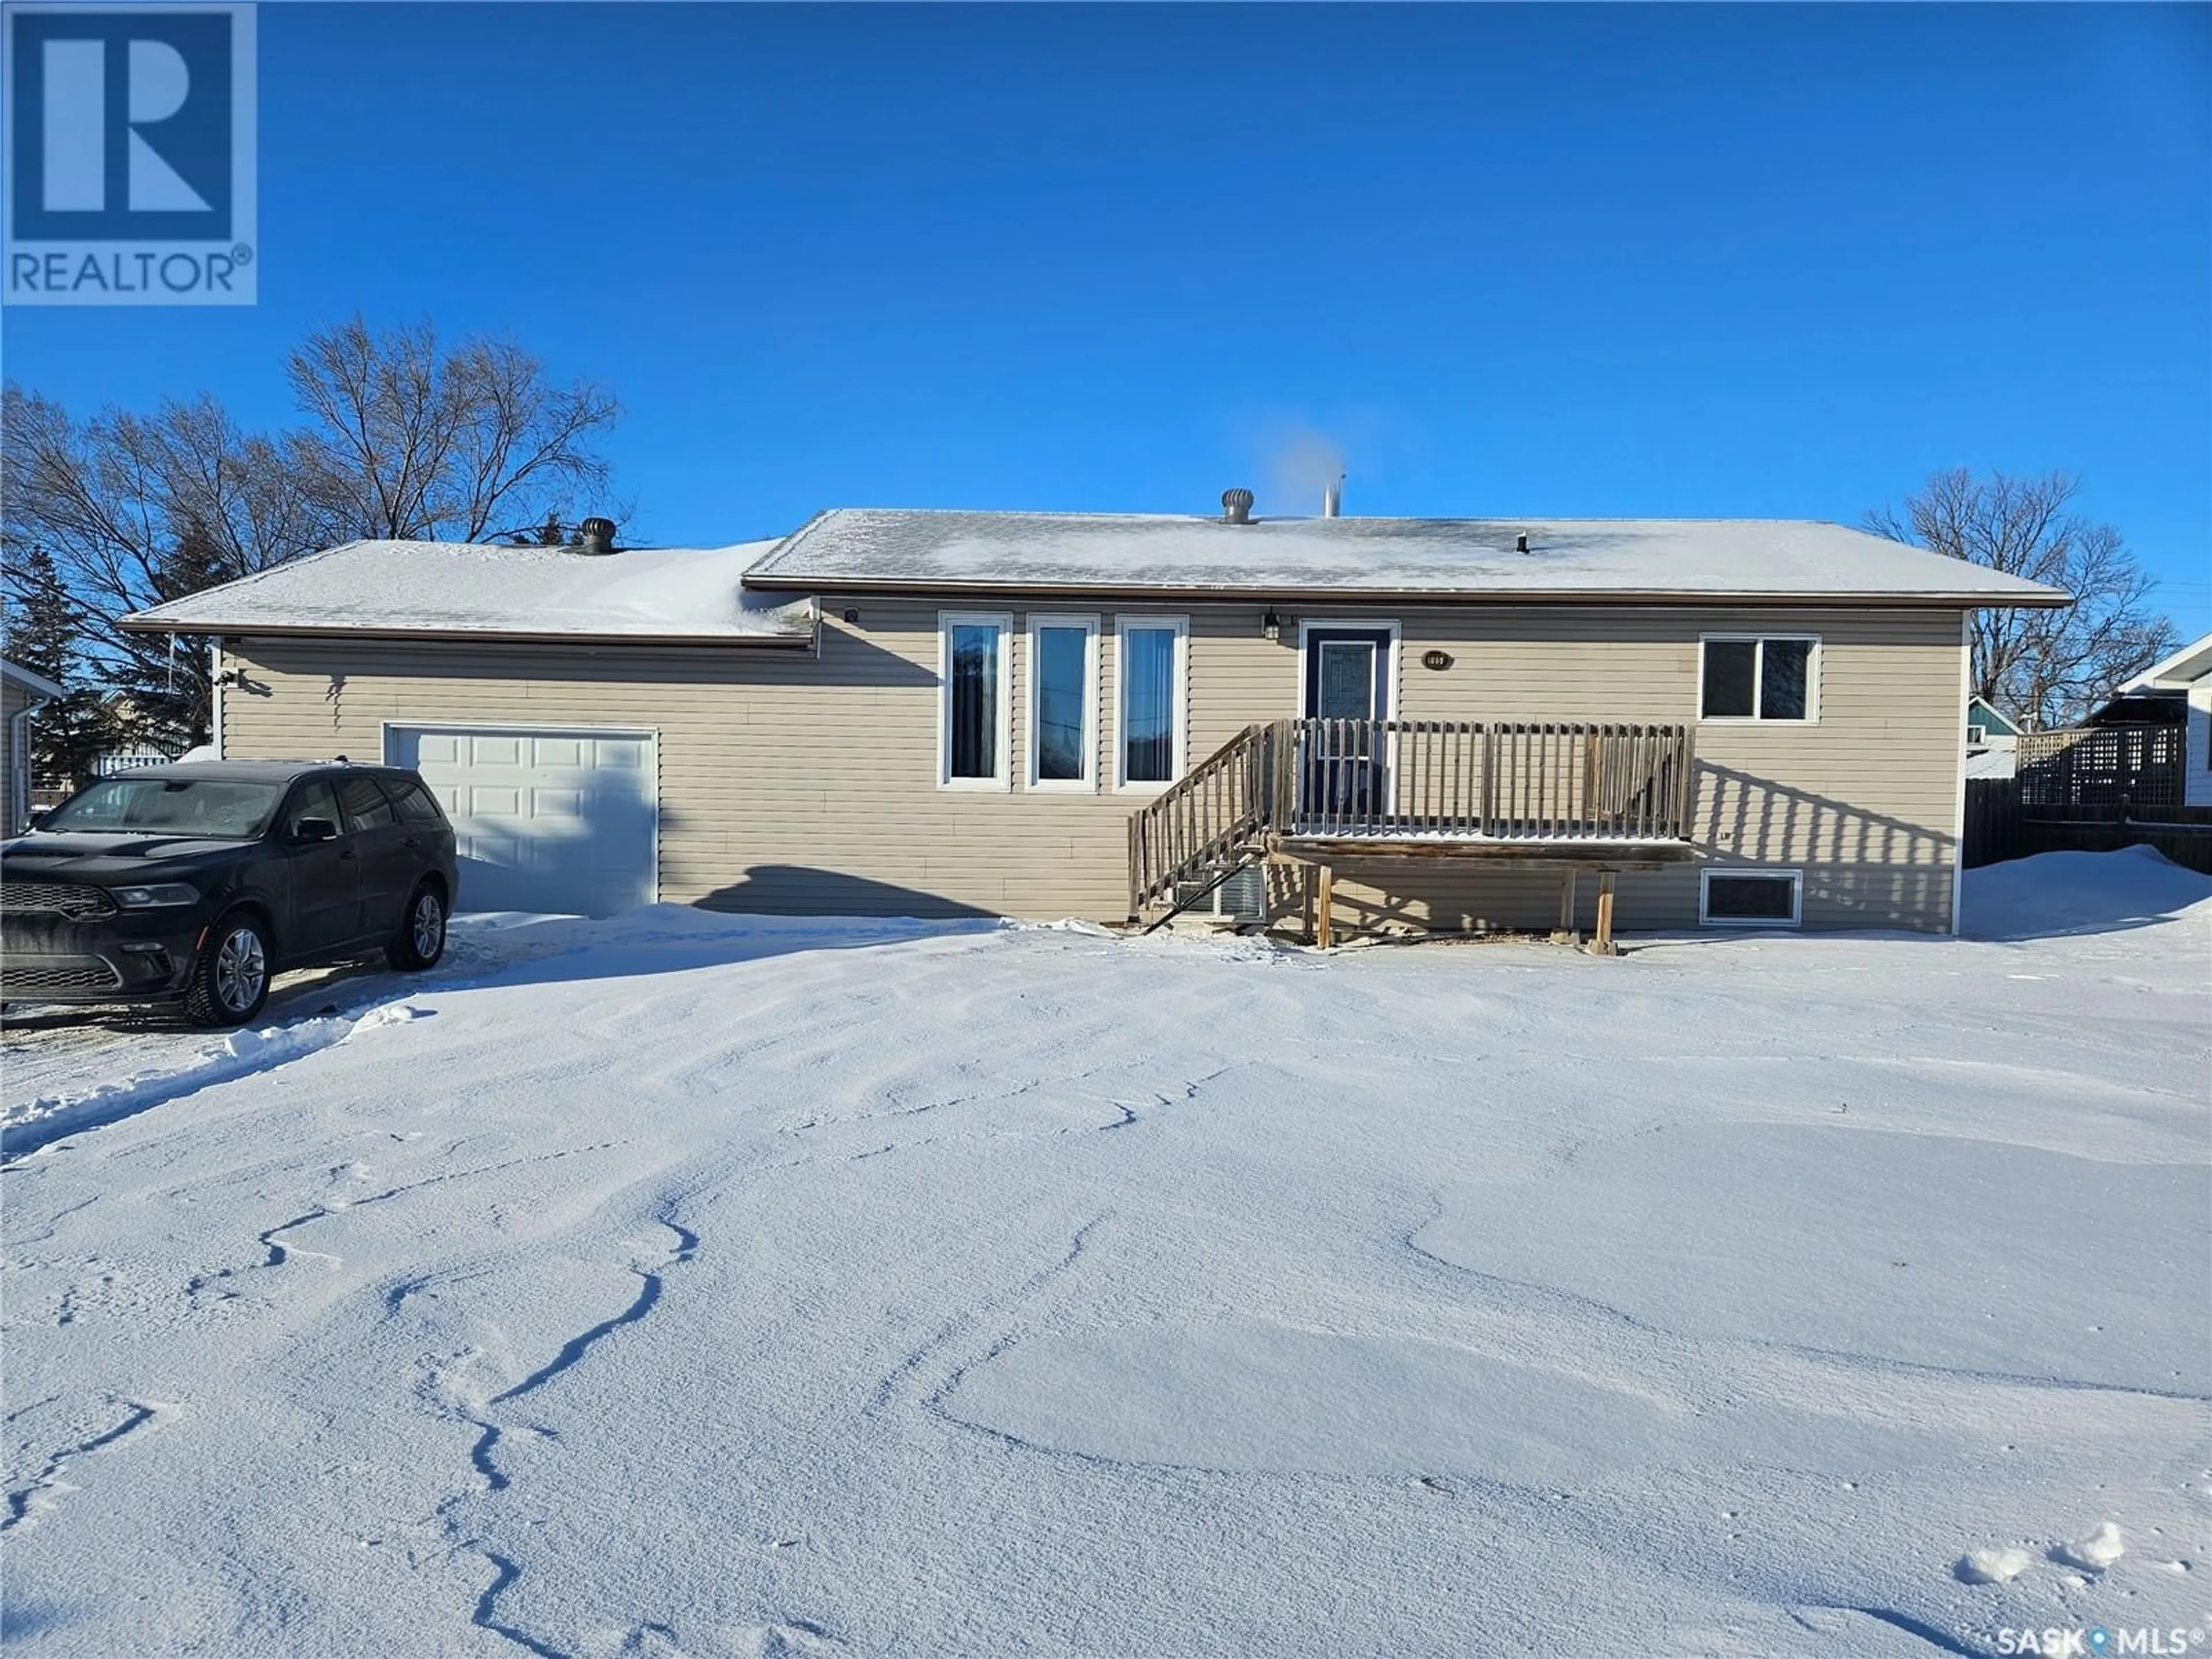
[294,816,339,843]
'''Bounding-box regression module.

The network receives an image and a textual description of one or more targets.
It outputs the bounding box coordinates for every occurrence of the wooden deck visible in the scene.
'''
[1128,718,1699,948]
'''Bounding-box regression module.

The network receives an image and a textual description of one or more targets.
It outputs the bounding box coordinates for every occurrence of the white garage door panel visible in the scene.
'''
[386,724,658,918]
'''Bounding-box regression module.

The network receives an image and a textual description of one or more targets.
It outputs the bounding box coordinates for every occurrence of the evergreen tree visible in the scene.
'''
[2,544,113,787]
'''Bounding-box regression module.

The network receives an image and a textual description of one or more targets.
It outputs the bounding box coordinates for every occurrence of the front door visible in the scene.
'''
[1301,629,1394,826]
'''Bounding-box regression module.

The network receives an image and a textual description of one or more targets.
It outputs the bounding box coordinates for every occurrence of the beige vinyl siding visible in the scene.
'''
[218,599,1964,932]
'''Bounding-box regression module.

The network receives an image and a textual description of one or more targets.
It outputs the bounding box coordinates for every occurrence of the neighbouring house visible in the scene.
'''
[119,501,2070,941]
[1,658,67,834]
[2119,632,2212,807]
[1964,694,2022,781]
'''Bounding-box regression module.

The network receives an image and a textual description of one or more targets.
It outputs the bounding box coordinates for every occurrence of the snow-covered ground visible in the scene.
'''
[3,850,2207,1658]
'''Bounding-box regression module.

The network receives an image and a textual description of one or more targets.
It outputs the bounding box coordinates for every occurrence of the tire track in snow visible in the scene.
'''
[2,1001,430,1162]
[3,1398,169,1532]
[241,1142,626,1276]
[424,1208,700,1658]
[1401,1193,2212,1405]
[870,1213,1105,1423]
[1813,1604,1998,1658]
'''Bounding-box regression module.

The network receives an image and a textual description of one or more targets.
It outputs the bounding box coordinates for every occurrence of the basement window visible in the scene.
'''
[1700,636,1819,722]
[940,612,1013,789]
[1700,868,1803,927]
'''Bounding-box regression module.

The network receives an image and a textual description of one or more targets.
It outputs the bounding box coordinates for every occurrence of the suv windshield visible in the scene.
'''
[39,777,285,839]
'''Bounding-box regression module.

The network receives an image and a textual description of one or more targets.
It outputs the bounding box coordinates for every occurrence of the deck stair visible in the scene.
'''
[1128,718,1696,934]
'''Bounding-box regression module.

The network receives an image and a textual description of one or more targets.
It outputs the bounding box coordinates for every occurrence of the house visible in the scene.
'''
[1,658,67,834]
[1964,694,2021,780]
[1966,695,2020,749]
[118,501,2071,941]
[2119,632,2212,806]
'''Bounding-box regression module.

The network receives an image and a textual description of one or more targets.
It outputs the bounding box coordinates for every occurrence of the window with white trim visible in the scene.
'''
[1700,868,1803,927]
[1027,614,1099,790]
[1116,616,1188,787]
[1700,635,1819,722]
[939,612,1012,788]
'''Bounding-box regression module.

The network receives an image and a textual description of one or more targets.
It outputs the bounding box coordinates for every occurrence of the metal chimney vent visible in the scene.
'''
[1322,478,1342,518]
[575,516,618,556]
[1221,488,1254,525]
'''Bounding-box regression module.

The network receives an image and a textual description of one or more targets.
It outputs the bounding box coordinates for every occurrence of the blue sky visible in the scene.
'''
[9,2,2210,632]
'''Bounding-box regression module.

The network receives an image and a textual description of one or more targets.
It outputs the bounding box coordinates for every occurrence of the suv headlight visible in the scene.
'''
[111,883,201,908]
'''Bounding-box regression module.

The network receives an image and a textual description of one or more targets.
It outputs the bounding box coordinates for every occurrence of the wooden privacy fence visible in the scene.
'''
[2017,724,2185,812]
[1964,776,2212,874]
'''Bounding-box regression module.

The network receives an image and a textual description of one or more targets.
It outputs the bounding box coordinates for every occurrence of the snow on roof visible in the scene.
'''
[122,539,816,643]
[2125,631,2212,691]
[1,658,68,700]
[743,509,2074,605]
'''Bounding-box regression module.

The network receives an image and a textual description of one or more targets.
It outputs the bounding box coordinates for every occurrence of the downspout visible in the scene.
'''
[7,707,32,834]
[1950,610,1969,937]
[210,637,225,758]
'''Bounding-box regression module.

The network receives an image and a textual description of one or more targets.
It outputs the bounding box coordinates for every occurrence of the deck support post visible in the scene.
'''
[1551,870,1578,944]
[1589,870,1618,956]
[1315,863,1335,950]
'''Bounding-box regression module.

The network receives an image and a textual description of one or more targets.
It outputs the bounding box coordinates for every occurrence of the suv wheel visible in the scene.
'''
[184,912,272,1027]
[387,882,448,972]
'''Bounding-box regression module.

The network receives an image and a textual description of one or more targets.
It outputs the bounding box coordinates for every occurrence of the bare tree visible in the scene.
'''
[3,315,624,740]
[1865,468,2177,729]
[286,315,618,543]
[2,384,343,745]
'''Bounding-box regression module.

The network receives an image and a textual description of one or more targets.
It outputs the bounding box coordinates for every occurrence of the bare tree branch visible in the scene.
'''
[285,316,616,544]
[1865,468,2178,728]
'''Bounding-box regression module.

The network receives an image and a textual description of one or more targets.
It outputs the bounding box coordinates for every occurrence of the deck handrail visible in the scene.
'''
[1288,719,1696,841]
[1127,718,1697,914]
[1127,721,1283,914]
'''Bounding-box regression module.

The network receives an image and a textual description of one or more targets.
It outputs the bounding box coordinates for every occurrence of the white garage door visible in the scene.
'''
[385,725,658,918]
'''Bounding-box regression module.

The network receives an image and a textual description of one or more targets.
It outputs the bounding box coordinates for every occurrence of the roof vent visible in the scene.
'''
[575,516,618,556]
[1322,478,1342,518]
[1221,488,1254,525]
[1515,532,1530,554]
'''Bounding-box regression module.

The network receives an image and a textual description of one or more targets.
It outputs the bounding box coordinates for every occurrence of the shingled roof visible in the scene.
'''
[741,509,2073,607]
[122,538,817,644]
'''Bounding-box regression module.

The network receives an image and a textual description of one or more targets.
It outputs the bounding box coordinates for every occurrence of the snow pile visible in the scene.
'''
[1958,1546,2036,1585]
[2,1001,430,1160]
[2057,1521,2127,1572]
[1964,844,2212,940]
[1,851,2205,1656]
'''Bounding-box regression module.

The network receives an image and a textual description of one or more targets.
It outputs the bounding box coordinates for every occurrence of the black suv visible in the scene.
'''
[1,760,461,1026]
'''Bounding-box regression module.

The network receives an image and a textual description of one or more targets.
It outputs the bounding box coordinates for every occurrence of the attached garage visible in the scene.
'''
[120,532,819,921]
[387,724,659,918]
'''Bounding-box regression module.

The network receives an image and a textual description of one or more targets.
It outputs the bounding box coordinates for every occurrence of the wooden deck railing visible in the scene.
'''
[1128,719,1697,914]
[1127,723,1281,914]
[1290,719,1696,841]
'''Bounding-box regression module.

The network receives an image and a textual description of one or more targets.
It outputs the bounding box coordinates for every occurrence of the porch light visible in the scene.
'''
[1262,609,1281,643]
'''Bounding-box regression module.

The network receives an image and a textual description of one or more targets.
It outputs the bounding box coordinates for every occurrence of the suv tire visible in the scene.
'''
[386,882,448,972]
[184,912,272,1027]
